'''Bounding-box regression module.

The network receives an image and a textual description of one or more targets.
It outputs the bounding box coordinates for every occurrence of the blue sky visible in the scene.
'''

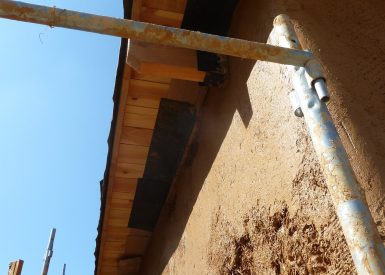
[0,1,122,273]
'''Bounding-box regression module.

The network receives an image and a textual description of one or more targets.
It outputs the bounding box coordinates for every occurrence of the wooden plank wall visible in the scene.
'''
[96,0,207,274]
[8,260,23,275]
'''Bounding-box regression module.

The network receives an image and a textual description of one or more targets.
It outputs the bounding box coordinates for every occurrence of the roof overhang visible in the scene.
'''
[94,1,238,274]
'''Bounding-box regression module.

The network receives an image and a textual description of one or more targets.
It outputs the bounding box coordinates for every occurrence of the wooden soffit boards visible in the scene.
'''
[128,99,196,231]
[96,1,192,275]
[96,0,239,274]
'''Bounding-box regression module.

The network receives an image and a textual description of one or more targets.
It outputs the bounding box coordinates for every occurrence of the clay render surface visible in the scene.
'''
[140,0,385,274]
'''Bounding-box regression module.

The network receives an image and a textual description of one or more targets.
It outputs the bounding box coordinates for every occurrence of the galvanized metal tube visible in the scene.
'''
[294,68,385,275]
[289,90,303,117]
[0,0,313,66]
[41,228,56,275]
[274,14,385,273]
[313,78,330,102]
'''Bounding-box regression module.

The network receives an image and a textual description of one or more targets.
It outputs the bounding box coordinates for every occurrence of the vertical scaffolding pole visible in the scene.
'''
[294,69,385,274]
[275,15,385,274]
[41,228,56,275]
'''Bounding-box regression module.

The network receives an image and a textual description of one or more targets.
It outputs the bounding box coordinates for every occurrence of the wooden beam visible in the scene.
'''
[167,79,202,105]
[125,235,150,255]
[103,234,128,242]
[118,257,142,275]
[102,251,124,260]
[140,7,184,27]
[139,63,206,82]
[131,0,142,20]
[127,40,206,82]
[101,259,119,267]
[132,70,171,84]
[143,0,187,13]
[104,240,126,252]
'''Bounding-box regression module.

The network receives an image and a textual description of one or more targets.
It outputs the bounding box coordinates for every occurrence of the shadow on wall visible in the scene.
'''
[139,1,274,274]
[140,0,385,273]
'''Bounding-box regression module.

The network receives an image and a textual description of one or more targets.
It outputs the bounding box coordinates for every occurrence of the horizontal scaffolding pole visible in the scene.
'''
[0,0,313,66]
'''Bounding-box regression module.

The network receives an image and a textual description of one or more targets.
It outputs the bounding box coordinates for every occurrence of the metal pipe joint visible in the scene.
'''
[290,61,328,116]
[304,58,329,102]
[272,14,329,115]
[273,14,301,50]
[289,90,303,117]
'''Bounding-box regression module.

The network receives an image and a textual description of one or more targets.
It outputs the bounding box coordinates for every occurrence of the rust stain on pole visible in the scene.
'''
[0,0,313,66]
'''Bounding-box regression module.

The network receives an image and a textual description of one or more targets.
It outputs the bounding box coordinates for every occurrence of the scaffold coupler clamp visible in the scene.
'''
[289,56,329,117]
[304,57,329,102]
[272,15,329,116]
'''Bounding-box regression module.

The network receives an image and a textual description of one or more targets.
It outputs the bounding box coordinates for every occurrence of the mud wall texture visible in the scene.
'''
[140,0,385,274]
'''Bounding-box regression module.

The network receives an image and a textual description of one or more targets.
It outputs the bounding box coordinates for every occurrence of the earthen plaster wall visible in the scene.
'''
[140,0,385,274]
